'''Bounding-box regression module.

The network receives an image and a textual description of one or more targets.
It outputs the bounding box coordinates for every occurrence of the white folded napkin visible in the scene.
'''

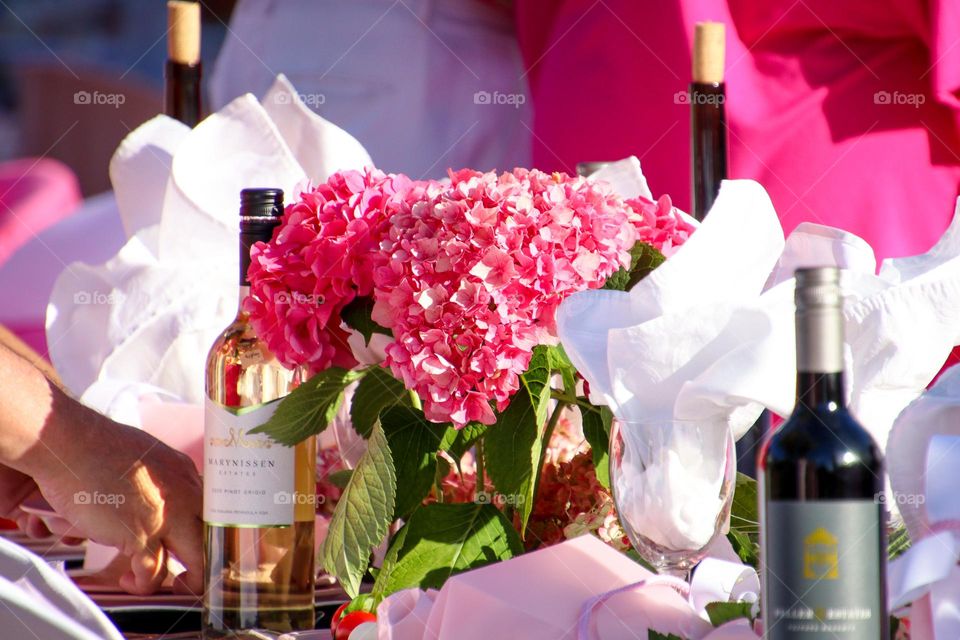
[886,373,960,639]
[46,74,373,410]
[887,366,960,539]
[43,75,373,575]
[0,536,123,640]
[558,170,960,549]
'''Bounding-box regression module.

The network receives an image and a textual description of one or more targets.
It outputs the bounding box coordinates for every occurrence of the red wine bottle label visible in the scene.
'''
[203,398,296,527]
[762,500,883,638]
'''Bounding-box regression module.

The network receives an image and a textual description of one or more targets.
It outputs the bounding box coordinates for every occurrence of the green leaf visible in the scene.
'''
[344,593,378,615]
[544,343,577,394]
[379,406,448,519]
[350,366,411,438]
[439,423,489,467]
[603,241,665,292]
[341,296,391,344]
[887,525,911,561]
[648,632,684,640]
[705,601,755,627]
[890,616,901,638]
[727,473,760,569]
[435,454,452,489]
[483,346,553,535]
[372,503,523,598]
[320,423,396,597]
[727,529,759,569]
[326,469,353,489]
[581,406,611,490]
[729,473,759,537]
[624,548,656,573]
[249,367,365,446]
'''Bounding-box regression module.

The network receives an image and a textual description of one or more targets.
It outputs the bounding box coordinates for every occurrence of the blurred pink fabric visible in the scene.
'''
[0,157,81,355]
[517,0,960,262]
[0,158,81,267]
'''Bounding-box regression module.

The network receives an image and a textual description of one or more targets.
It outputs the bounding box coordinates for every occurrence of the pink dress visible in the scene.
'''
[518,0,960,262]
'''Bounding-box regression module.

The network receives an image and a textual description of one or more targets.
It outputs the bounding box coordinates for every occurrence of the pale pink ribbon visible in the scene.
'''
[577,575,690,640]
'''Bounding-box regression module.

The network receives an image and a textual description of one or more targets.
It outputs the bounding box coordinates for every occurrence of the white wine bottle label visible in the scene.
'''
[763,500,883,638]
[203,398,295,527]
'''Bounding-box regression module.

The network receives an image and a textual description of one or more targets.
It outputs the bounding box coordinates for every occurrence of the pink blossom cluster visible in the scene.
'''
[246,167,694,427]
[627,194,696,257]
[371,168,647,425]
[244,169,415,371]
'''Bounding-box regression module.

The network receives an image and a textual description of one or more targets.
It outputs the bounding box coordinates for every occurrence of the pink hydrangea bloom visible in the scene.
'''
[244,168,416,372]
[247,167,694,428]
[626,193,696,257]
[371,168,644,426]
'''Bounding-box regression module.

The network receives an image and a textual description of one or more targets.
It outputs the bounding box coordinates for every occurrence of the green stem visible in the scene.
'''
[409,390,422,411]
[550,391,599,413]
[474,438,485,500]
[532,401,568,501]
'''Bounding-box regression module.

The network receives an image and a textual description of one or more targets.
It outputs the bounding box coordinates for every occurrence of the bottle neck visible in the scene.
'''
[237,285,251,314]
[795,370,845,410]
[164,60,202,127]
[794,289,845,409]
[690,81,727,221]
[239,225,277,287]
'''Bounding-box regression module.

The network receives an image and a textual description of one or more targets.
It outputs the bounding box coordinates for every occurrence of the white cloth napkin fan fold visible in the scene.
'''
[559,169,960,551]
[46,74,372,412]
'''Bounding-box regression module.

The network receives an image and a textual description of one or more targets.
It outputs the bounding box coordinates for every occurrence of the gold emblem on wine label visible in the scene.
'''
[803,527,839,580]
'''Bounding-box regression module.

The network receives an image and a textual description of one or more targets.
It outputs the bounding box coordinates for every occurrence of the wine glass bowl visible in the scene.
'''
[608,418,736,579]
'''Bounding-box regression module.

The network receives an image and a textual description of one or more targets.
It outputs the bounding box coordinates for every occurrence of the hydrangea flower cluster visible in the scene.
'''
[370,168,646,425]
[243,169,415,371]
[246,167,694,427]
[628,193,695,257]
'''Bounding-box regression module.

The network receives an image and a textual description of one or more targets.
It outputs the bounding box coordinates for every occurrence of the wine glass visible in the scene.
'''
[609,418,736,580]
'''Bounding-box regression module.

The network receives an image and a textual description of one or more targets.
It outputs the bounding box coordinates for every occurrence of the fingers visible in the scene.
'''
[163,515,205,595]
[16,514,51,539]
[0,467,38,517]
[43,514,83,540]
[172,570,202,596]
[119,542,167,595]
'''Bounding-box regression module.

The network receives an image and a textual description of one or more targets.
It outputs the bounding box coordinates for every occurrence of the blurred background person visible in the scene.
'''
[517,0,960,263]
[209,0,531,178]
[0,0,530,363]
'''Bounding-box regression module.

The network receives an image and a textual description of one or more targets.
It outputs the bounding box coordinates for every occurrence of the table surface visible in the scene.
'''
[1,529,346,639]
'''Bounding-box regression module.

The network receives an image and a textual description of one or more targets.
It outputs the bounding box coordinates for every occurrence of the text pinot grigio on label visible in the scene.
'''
[203,398,295,526]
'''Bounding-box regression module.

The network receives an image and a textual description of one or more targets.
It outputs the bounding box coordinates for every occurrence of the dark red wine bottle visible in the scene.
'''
[165,1,202,127]
[759,267,888,639]
[690,21,727,222]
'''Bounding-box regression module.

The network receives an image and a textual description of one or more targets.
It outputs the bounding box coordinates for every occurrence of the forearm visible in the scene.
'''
[0,343,105,480]
[0,324,59,383]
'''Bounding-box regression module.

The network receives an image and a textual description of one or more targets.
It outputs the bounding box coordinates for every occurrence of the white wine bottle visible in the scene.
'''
[203,188,316,638]
[759,267,887,639]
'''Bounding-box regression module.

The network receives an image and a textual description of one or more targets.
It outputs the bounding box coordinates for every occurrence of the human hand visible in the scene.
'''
[0,464,51,537]
[31,418,204,596]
